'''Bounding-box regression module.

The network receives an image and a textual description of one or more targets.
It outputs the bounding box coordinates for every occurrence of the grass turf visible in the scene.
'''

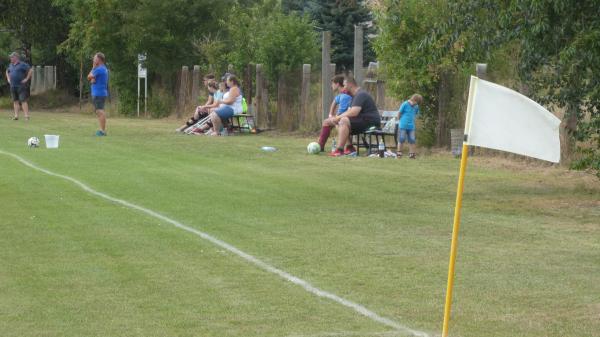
[0,110,599,337]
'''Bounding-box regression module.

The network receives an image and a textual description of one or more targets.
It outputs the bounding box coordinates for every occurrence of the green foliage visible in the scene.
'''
[224,1,318,82]
[0,0,70,63]
[513,0,600,174]
[284,0,375,71]
[56,0,231,115]
[255,12,319,82]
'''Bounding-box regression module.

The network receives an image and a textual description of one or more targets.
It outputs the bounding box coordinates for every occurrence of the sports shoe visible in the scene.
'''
[343,146,356,155]
[328,149,344,157]
[12,116,18,120]
[397,151,403,159]
[408,153,416,159]
[95,130,107,136]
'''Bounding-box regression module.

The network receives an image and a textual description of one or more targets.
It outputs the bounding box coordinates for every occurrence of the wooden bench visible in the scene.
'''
[229,113,256,133]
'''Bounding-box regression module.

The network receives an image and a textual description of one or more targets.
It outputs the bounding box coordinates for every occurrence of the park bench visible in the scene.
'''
[352,110,398,155]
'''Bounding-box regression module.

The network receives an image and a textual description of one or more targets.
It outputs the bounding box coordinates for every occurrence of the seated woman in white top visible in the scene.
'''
[209,74,243,136]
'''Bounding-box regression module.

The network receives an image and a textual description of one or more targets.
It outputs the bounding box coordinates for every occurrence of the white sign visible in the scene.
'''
[138,63,147,78]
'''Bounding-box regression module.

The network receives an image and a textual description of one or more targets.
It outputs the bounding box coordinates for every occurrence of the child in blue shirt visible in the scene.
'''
[318,75,353,151]
[397,94,423,159]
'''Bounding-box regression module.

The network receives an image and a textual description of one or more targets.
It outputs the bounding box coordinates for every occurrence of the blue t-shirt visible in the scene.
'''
[91,65,109,97]
[7,62,31,88]
[398,100,419,130]
[214,90,224,101]
[334,93,352,115]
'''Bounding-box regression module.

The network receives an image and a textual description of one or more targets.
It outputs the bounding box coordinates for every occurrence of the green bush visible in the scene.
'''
[148,88,176,118]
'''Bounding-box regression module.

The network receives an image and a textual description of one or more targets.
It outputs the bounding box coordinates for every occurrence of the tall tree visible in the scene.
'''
[284,0,375,71]
[514,0,600,173]
[0,0,69,63]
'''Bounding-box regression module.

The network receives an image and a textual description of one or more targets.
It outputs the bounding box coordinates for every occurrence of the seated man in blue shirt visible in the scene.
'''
[5,52,33,120]
[87,52,109,136]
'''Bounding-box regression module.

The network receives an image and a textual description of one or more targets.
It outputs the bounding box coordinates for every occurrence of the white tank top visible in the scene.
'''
[221,88,243,114]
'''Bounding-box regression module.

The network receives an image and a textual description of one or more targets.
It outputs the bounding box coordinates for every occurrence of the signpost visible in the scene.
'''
[137,53,148,117]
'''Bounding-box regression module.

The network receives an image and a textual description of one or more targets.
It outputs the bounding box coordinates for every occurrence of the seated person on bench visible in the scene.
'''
[176,80,218,132]
[208,74,243,136]
[317,74,352,152]
[327,77,381,157]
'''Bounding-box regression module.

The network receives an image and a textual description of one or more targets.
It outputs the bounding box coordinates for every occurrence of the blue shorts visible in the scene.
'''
[398,128,416,144]
[215,106,234,122]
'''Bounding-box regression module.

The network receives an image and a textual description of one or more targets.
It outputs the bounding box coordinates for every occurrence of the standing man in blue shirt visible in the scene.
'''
[396,94,423,159]
[87,52,109,136]
[5,52,33,120]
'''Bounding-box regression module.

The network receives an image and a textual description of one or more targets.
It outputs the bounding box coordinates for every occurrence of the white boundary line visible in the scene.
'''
[0,150,430,337]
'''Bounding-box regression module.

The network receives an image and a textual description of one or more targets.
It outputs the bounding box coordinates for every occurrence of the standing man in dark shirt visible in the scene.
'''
[326,77,381,157]
[5,52,33,120]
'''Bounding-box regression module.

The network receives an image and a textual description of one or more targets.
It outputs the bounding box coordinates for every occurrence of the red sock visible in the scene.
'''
[318,126,331,151]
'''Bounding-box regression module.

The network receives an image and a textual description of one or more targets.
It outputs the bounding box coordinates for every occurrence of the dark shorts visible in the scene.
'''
[92,96,106,110]
[10,86,29,102]
[349,116,380,134]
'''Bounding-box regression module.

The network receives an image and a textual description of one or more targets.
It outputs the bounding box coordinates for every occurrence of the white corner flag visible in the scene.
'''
[442,76,562,337]
[464,76,561,163]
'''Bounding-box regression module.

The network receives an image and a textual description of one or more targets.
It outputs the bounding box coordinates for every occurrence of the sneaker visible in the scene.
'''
[408,153,416,159]
[12,116,18,120]
[343,146,356,155]
[328,149,344,157]
[95,130,107,136]
[397,151,403,159]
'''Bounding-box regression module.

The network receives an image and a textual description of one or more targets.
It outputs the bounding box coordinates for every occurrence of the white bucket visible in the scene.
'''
[44,135,59,149]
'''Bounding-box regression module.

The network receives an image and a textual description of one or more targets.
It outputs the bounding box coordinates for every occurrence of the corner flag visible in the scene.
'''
[441,76,561,337]
[464,76,561,163]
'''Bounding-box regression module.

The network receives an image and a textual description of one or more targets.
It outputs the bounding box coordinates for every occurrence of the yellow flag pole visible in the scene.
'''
[442,76,477,337]
[441,142,469,337]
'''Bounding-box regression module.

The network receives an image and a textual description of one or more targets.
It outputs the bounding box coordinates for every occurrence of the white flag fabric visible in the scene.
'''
[464,76,561,163]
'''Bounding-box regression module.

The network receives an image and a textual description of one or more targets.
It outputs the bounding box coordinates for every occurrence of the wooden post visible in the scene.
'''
[300,64,311,129]
[191,65,200,106]
[35,66,43,94]
[476,63,488,79]
[79,56,83,110]
[244,63,253,107]
[354,25,364,85]
[178,66,189,119]
[376,80,385,109]
[321,31,332,121]
[46,66,55,92]
[255,64,264,127]
[277,74,285,129]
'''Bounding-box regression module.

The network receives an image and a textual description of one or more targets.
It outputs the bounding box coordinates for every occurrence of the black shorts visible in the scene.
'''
[349,116,380,134]
[10,86,29,102]
[92,96,106,110]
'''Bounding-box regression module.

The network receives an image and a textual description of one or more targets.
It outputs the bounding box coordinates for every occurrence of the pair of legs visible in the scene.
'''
[11,86,29,120]
[318,118,337,151]
[397,129,416,157]
[176,106,210,132]
[208,106,234,136]
[93,96,107,136]
[330,116,378,156]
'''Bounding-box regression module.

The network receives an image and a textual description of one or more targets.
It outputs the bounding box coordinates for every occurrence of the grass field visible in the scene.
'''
[1,110,599,337]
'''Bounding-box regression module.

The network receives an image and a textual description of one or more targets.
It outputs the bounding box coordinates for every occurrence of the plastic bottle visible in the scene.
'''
[378,140,385,158]
[331,139,337,153]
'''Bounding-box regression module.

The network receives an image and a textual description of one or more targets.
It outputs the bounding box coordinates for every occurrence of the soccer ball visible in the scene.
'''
[307,142,321,154]
[27,137,40,148]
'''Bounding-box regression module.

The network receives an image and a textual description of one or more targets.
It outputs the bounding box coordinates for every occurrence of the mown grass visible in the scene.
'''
[0,110,598,337]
